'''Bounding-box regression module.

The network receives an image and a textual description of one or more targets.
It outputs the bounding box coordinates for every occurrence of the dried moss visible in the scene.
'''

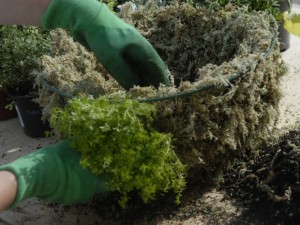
[34,29,123,119]
[35,3,287,183]
[121,3,287,183]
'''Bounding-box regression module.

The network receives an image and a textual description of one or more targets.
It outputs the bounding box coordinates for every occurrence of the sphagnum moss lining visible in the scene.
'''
[122,3,286,182]
[35,4,287,185]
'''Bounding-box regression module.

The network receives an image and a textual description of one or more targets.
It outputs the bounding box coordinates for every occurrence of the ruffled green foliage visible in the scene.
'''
[50,96,186,207]
[0,25,51,91]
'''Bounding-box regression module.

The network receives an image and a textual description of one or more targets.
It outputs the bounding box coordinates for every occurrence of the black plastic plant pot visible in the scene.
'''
[8,92,50,138]
[278,21,290,51]
[0,91,17,120]
[279,0,291,52]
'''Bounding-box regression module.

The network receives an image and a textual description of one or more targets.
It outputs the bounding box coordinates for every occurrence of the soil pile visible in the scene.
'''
[222,129,300,224]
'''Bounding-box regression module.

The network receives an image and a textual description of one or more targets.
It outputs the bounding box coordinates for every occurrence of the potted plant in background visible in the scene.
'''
[0,26,17,120]
[0,25,52,137]
[0,86,17,121]
[0,91,17,121]
[278,0,292,51]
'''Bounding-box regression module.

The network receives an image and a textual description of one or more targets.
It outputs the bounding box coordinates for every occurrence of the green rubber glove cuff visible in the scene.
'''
[0,140,108,208]
[42,0,103,31]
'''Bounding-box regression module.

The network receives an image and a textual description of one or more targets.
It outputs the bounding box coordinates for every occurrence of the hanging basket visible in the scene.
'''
[35,4,287,182]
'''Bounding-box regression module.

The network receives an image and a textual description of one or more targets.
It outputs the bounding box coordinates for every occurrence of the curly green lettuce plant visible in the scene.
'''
[50,96,186,207]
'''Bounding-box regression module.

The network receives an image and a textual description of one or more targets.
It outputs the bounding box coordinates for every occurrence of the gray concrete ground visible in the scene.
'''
[1,4,300,224]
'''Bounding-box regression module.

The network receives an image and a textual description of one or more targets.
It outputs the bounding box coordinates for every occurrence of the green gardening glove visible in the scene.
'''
[0,140,108,208]
[42,0,171,90]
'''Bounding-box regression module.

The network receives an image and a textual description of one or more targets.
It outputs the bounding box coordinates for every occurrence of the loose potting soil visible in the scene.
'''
[221,128,300,224]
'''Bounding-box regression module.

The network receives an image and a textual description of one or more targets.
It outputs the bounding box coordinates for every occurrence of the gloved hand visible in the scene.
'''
[42,0,171,90]
[0,140,108,208]
[283,11,300,37]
